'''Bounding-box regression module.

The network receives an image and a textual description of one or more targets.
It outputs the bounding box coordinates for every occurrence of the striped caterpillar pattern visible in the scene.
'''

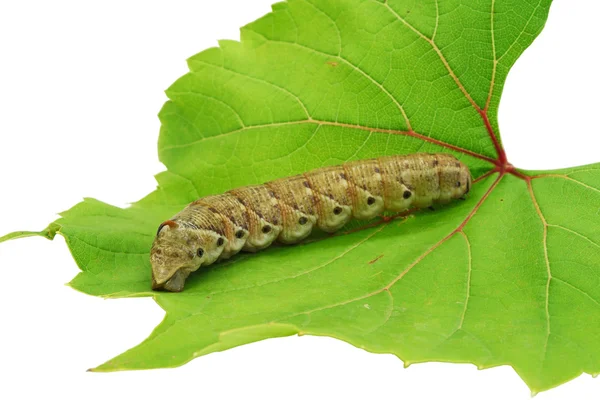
[151,153,472,292]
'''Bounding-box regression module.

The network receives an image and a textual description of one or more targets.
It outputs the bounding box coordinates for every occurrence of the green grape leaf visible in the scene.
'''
[2,0,599,394]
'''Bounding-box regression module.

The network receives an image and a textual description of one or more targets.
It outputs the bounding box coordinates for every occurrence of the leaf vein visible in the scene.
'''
[457,230,472,330]
[245,27,413,129]
[527,179,553,369]
[496,0,545,62]
[168,91,246,128]
[548,224,600,249]
[553,277,600,309]
[161,118,496,165]
[191,60,311,119]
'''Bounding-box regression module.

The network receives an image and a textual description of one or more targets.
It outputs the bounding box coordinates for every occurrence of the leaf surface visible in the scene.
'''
[2,0,600,393]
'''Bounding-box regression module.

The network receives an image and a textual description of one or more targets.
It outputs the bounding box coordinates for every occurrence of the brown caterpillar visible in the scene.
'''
[151,153,472,292]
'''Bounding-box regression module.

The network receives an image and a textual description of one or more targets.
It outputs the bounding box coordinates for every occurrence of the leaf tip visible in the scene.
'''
[0,223,60,244]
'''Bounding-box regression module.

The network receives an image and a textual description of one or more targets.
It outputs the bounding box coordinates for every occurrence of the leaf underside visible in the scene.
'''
[2,0,600,394]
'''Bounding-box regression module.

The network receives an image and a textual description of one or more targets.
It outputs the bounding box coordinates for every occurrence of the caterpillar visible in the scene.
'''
[151,153,472,292]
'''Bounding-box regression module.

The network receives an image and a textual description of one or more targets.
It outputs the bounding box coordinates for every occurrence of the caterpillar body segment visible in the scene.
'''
[151,153,472,292]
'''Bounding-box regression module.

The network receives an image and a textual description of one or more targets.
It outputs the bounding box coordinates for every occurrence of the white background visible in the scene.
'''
[0,1,598,399]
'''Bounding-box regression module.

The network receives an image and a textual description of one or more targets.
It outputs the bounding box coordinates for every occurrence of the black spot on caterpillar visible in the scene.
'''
[150,153,472,292]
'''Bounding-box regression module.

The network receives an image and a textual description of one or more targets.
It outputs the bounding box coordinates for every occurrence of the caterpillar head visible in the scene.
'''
[150,220,226,292]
